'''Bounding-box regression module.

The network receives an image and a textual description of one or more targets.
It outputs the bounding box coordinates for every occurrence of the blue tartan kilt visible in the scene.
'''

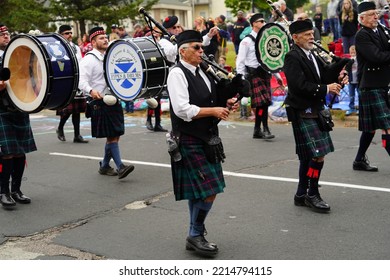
[89,99,124,138]
[292,117,334,160]
[0,110,37,155]
[171,134,225,201]
[358,88,390,132]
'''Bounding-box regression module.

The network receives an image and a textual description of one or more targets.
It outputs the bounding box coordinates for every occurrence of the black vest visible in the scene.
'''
[170,62,218,142]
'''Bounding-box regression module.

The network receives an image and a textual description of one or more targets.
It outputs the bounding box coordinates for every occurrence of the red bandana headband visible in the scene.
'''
[89,30,106,41]
[0,26,8,33]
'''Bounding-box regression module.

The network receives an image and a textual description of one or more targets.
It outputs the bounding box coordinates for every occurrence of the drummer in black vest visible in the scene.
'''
[56,25,89,143]
[236,13,275,140]
[0,24,36,209]
[167,30,239,257]
[351,1,390,172]
[284,20,348,213]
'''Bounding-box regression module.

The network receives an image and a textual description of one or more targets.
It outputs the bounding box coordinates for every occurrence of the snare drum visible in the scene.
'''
[2,33,79,113]
[104,37,168,101]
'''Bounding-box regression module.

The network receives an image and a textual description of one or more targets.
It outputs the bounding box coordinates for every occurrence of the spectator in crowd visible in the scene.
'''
[339,0,358,54]
[78,33,92,57]
[328,0,341,41]
[133,23,145,38]
[346,45,358,116]
[313,5,323,36]
[117,26,130,39]
[232,11,250,54]
[278,0,294,21]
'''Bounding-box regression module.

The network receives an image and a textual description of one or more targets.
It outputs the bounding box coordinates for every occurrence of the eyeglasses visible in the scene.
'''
[62,32,73,35]
[172,25,181,30]
[184,44,203,51]
[0,32,10,37]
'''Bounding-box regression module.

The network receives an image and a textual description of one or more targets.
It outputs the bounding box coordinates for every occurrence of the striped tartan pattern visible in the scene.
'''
[358,88,390,132]
[171,134,225,201]
[89,99,124,138]
[250,76,272,108]
[56,97,87,116]
[0,110,37,155]
[292,117,334,160]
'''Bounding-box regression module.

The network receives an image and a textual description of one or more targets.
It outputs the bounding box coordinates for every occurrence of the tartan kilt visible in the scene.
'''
[56,96,87,116]
[358,88,390,132]
[291,117,334,160]
[171,134,226,201]
[0,110,37,155]
[89,100,124,138]
[250,76,272,108]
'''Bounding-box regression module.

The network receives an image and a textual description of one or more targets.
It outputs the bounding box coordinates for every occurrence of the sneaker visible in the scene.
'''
[98,162,118,176]
[117,164,135,179]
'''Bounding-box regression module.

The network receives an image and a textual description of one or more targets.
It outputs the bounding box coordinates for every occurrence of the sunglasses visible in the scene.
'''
[62,31,73,35]
[172,25,181,30]
[255,19,265,23]
[184,44,203,51]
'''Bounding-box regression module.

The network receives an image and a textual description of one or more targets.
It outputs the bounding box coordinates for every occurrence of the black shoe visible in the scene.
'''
[294,194,306,206]
[56,129,66,141]
[11,191,31,204]
[117,164,135,179]
[186,235,218,257]
[0,193,16,208]
[146,120,153,131]
[73,135,89,143]
[253,128,265,139]
[263,128,275,139]
[353,155,378,172]
[98,162,118,176]
[305,194,331,213]
[154,124,168,132]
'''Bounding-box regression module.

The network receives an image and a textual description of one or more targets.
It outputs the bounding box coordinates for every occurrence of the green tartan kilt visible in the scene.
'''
[0,110,37,155]
[89,99,124,138]
[171,134,225,201]
[292,117,334,160]
[358,88,390,132]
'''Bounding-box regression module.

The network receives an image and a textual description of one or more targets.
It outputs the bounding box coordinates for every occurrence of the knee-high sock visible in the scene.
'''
[72,113,81,137]
[189,199,214,237]
[0,158,13,194]
[108,142,123,169]
[296,159,310,196]
[355,132,375,161]
[255,107,263,129]
[382,134,390,156]
[101,143,112,168]
[147,108,153,122]
[58,113,70,130]
[188,200,194,236]
[11,155,26,193]
[261,106,269,129]
[307,160,324,196]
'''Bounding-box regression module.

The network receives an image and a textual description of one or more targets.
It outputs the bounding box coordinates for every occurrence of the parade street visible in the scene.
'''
[0,110,389,260]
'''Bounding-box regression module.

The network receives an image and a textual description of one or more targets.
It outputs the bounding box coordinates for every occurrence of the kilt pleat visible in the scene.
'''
[358,88,390,132]
[171,134,225,201]
[292,118,334,160]
[89,100,124,138]
[56,97,87,116]
[250,76,272,108]
[0,110,37,155]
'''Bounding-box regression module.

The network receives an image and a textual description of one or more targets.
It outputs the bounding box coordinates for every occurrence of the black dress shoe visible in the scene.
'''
[117,164,135,179]
[154,124,168,132]
[294,194,306,206]
[253,129,265,139]
[186,235,218,257]
[305,194,330,213]
[56,129,66,141]
[73,135,89,143]
[262,128,275,139]
[1,193,16,208]
[146,120,153,131]
[353,155,378,172]
[11,191,31,204]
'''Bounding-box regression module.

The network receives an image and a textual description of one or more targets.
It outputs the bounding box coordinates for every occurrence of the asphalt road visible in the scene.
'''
[0,110,389,260]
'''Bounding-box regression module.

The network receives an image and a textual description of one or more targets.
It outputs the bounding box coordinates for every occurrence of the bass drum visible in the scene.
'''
[104,37,169,101]
[255,23,292,73]
[2,33,79,113]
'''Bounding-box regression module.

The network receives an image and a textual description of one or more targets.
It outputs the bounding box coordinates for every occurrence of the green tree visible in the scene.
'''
[225,0,310,16]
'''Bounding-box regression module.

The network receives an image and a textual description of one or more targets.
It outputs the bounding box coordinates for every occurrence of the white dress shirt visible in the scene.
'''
[167,60,211,122]
[78,49,107,97]
[235,30,260,75]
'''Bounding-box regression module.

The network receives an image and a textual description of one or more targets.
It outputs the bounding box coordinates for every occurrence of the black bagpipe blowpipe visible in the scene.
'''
[139,7,176,42]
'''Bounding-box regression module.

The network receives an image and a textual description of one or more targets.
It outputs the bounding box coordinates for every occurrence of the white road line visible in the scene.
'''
[50,152,390,193]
